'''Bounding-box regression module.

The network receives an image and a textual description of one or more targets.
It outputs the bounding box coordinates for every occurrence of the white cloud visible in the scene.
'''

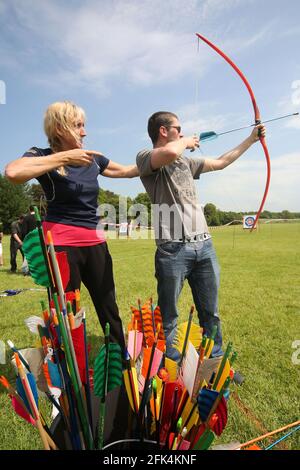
[181,110,241,136]
[286,116,300,130]
[1,0,273,97]
[6,0,206,94]
[276,81,300,129]
[199,152,300,211]
[200,0,244,21]
[292,80,300,106]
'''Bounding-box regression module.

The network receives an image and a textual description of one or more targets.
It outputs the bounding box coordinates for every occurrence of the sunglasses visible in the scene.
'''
[167,125,181,133]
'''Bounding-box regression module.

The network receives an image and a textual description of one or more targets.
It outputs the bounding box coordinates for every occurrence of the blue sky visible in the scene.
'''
[0,0,299,212]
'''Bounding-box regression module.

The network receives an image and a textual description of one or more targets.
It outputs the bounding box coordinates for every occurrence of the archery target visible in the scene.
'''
[243,215,257,229]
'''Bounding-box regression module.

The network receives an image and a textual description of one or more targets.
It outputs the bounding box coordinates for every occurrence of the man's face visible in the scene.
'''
[164,118,183,143]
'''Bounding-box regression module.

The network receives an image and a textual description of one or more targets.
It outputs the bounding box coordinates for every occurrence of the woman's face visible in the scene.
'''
[60,117,87,150]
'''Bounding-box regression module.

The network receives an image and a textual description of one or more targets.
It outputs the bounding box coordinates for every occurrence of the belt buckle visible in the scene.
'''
[185,235,198,242]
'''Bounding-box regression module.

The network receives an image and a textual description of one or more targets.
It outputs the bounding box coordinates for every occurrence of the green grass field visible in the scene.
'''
[0,223,299,450]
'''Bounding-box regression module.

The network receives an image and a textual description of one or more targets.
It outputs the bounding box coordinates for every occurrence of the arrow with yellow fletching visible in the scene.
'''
[123,351,139,414]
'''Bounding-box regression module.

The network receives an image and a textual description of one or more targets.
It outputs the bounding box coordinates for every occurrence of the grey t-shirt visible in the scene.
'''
[136,149,210,244]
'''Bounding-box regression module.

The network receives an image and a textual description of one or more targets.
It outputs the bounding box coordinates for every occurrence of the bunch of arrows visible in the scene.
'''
[0,207,101,450]
[126,299,237,450]
[4,206,295,451]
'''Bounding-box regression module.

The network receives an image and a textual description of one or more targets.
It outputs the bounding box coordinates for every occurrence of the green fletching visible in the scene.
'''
[22,229,50,287]
[33,206,41,223]
[94,343,123,398]
[193,429,215,450]
[152,377,157,393]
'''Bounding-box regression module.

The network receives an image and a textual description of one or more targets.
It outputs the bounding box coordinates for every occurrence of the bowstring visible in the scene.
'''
[195,35,240,247]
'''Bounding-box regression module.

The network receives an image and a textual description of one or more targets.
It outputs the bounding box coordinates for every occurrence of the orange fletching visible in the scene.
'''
[154,306,165,341]
[15,353,21,368]
[42,309,49,323]
[42,363,52,387]
[0,375,9,389]
[244,444,262,450]
[47,230,54,245]
[158,367,170,383]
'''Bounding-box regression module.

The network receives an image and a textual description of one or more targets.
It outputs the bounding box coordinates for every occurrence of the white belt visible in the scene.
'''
[173,233,211,243]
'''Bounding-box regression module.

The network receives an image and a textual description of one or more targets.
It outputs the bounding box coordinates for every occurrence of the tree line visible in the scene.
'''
[0,174,299,233]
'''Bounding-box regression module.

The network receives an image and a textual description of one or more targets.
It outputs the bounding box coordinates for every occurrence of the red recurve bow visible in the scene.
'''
[196,33,271,231]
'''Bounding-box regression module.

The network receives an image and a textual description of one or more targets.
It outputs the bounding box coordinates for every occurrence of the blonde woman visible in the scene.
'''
[5,101,139,351]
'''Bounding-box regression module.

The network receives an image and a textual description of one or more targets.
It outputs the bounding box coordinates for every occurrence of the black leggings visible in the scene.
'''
[54,242,125,353]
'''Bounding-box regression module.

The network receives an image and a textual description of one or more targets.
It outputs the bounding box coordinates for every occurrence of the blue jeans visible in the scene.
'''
[155,239,223,362]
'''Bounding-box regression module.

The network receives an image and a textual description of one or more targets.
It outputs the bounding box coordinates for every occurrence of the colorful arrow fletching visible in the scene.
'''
[94,343,123,398]
[153,305,165,341]
[193,427,215,450]
[164,357,178,382]
[211,396,228,436]
[197,388,219,422]
[181,398,199,434]
[214,358,231,392]
[43,360,62,389]
[16,372,39,414]
[141,347,163,380]
[22,229,51,287]
[127,330,143,361]
[11,396,36,425]
[173,322,202,353]
[123,366,139,413]
[24,316,46,335]
[177,439,191,450]
[131,301,165,346]
[71,324,87,385]
[55,251,70,291]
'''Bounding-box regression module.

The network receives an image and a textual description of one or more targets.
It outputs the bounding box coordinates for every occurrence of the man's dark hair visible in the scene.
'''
[29,205,35,212]
[147,111,178,145]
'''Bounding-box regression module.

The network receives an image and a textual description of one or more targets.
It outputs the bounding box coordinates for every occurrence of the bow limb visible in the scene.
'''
[196,33,271,231]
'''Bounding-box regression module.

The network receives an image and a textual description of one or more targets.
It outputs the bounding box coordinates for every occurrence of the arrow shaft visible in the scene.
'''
[218,112,299,137]
[264,425,300,450]
[234,419,300,450]
[212,342,232,390]
[178,306,194,368]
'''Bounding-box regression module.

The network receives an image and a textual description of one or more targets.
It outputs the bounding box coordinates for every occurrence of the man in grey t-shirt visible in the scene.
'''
[136,111,265,362]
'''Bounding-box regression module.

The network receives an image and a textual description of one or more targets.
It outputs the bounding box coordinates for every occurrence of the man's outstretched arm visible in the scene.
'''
[202,124,266,173]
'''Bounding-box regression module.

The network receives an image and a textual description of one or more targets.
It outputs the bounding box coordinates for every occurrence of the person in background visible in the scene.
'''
[0,221,3,266]
[21,205,37,239]
[10,215,24,273]
[5,100,139,351]
[19,205,37,276]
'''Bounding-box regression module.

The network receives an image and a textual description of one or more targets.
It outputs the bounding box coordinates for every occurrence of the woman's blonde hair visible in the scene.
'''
[44,101,86,175]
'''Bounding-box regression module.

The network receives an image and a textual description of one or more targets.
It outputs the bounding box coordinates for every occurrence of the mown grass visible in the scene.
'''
[0,223,299,450]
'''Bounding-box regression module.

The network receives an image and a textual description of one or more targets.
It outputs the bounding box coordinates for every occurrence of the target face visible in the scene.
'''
[243,215,257,229]
[245,216,255,227]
